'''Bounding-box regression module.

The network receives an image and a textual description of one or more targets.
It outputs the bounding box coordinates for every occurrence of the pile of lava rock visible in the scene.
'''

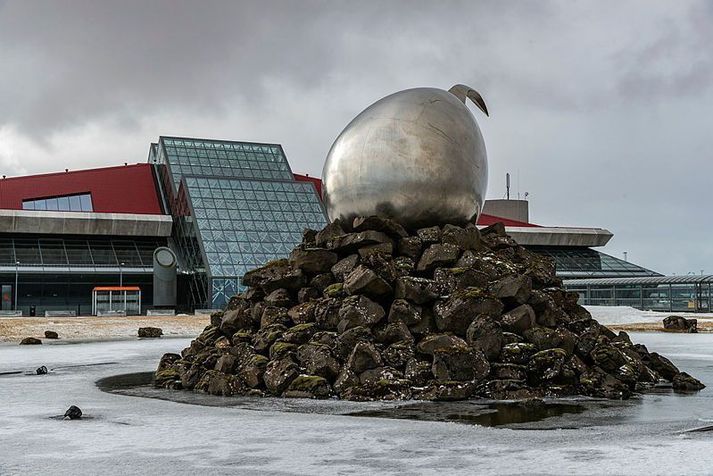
[155,217,704,401]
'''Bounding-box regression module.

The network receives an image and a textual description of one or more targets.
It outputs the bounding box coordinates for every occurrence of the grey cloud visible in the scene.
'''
[0,0,711,275]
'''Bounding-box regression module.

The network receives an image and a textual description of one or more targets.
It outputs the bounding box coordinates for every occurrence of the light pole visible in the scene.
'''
[14,260,19,311]
[119,262,125,287]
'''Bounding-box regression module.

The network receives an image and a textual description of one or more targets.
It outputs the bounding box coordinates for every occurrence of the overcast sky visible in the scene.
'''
[0,0,711,275]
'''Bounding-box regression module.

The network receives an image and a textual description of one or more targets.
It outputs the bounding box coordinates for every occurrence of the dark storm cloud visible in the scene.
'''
[0,0,711,275]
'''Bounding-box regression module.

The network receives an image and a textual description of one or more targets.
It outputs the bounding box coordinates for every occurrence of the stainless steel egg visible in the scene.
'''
[321,84,489,229]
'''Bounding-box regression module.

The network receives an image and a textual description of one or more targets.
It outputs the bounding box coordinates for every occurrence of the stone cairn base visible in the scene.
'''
[155,217,704,401]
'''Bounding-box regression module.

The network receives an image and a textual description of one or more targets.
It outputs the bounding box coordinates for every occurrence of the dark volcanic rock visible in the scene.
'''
[489,274,532,307]
[672,372,706,391]
[416,334,469,355]
[397,236,423,260]
[284,375,332,398]
[441,224,481,251]
[44,330,59,339]
[155,215,703,402]
[416,243,461,272]
[297,343,340,379]
[138,327,163,338]
[264,289,293,308]
[432,348,489,382]
[434,289,503,335]
[346,341,383,373]
[353,216,408,239]
[344,265,392,298]
[289,248,338,274]
[337,295,385,332]
[242,259,306,292]
[501,305,536,334]
[394,276,438,304]
[466,315,504,360]
[220,309,252,335]
[263,357,300,395]
[331,254,360,281]
[64,405,83,420]
[19,337,42,345]
[663,315,697,333]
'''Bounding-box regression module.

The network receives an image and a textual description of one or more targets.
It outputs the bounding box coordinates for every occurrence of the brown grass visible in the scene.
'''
[0,315,210,343]
[607,321,713,333]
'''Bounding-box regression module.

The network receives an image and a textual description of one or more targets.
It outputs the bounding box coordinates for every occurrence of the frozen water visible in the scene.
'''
[585,305,713,325]
[1,334,712,475]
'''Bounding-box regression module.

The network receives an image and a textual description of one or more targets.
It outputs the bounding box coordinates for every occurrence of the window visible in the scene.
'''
[23,193,93,212]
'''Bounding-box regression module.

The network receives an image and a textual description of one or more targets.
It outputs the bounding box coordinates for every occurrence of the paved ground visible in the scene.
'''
[0,315,210,343]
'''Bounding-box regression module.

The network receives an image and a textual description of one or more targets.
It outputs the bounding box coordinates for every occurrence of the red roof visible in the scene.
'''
[293,173,322,196]
[92,286,141,292]
[476,213,540,227]
[0,164,164,215]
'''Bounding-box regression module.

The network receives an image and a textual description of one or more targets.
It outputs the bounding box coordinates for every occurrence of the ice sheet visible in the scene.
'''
[0,335,711,475]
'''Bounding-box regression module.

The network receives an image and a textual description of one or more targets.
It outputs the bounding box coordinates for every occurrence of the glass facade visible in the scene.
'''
[151,136,327,309]
[0,235,163,269]
[565,276,713,312]
[529,246,661,279]
[22,193,93,212]
[160,137,293,188]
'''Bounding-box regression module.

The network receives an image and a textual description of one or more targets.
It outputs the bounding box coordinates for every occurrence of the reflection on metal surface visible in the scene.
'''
[322,85,489,229]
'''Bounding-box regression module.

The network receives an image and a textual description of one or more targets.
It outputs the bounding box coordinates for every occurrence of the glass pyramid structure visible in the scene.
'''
[149,136,327,308]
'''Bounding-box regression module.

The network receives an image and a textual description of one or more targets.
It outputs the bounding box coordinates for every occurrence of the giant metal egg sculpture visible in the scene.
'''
[322,84,489,229]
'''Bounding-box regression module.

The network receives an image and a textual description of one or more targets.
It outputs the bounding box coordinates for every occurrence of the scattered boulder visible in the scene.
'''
[138,327,163,338]
[284,375,332,398]
[154,216,704,402]
[36,365,48,375]
[44,331,59,339]
[663,316,697,333]
[63,405,82,420]
[673,372,706,392]
[19,337,41,345]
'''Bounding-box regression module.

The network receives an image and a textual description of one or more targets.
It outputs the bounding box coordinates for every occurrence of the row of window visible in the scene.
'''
[530,247,660,278]
[0,238,163,267]
[22,193,93,212]
[163,138,280,154]
[186,177,305,191]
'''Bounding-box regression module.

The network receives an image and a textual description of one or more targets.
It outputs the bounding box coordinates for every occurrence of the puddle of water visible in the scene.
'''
[96,371,588,428]
[96,371,154,392]
[348,401,586,427]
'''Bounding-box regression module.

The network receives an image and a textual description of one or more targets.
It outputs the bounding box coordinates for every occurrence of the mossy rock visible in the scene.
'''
[284,374,332,398]
[232,330,253,343]
[249,354,269,366]
[154,368,181,387]
[269,341,298,360]
[323,283,345,297]
[453,286,487,300]
[264,258,290,269]
[290,323,317,332]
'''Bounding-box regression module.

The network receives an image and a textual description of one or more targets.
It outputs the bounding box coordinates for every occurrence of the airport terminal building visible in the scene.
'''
[0,135,665,316]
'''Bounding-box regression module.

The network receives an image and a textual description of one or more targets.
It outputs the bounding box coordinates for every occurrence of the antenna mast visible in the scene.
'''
[506,173,510,200]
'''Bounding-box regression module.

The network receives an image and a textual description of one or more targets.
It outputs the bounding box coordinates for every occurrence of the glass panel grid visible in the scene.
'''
[529,246,661,279]
[185,177,326,290]
[161,137,292,188]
